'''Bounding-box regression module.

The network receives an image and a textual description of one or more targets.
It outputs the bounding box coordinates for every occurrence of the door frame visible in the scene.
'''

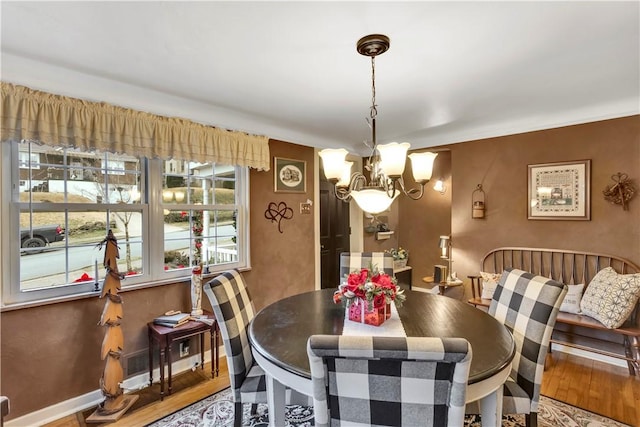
[314,150,363,290]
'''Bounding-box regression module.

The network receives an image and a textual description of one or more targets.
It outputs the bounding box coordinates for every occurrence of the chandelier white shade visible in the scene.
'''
[318,149,350,181]
[351,188,399,215]
[377,142,410,177]
[337,161,354,187]
[319,34,438,215]
[408,152,438,182]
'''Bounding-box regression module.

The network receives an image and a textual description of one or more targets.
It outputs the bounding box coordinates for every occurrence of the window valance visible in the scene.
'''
[1,82,270,170]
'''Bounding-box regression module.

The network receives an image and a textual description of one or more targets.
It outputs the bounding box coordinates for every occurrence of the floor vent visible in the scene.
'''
[124,350,148,377]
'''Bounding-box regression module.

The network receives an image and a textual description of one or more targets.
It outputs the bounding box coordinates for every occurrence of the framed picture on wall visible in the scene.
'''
[528,159,591,220]
[274,157,306,193]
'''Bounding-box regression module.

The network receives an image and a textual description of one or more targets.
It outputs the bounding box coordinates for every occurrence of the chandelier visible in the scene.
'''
[319,34,438,215]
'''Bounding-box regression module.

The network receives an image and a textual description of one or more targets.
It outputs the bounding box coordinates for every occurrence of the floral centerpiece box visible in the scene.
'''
[333,265,405,326]
[386,247,409,269]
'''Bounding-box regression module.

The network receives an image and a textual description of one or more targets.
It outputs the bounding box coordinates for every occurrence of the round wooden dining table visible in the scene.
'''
[249,289,515,427]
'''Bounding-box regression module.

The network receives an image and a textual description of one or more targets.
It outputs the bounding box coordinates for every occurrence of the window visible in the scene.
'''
[19,151,40,169]
[101,159,125,175]
[1,141,249,305]
[162,162,241,272]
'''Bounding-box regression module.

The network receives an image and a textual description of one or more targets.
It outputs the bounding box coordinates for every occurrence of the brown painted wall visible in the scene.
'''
[0,139,316,420]
[0,281,192,419]
[449,115,640,300]
[362,208,400,251]
[243,139,316,311]
[362,150,452,291]
[398,150,452,290]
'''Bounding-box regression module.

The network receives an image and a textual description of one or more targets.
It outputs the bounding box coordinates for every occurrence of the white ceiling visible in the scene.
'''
[2,1,638,155]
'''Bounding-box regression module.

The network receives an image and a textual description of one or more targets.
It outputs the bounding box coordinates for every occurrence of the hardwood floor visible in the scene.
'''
[541,351,640,426]
[43,357,232,427]
[43,352,639,427]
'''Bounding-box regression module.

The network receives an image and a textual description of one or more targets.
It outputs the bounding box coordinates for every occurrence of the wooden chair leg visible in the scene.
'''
[623,336,638,376]
[525,412,538,427]
[234,401,243,427]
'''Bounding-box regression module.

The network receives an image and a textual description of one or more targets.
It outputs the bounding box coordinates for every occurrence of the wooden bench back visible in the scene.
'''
[481,247,640,326]
[481,247,640,286]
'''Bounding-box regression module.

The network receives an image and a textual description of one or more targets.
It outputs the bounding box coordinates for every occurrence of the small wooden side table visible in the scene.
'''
[394,266,412,290]
[148,313,218,400]
[422,276,463,295]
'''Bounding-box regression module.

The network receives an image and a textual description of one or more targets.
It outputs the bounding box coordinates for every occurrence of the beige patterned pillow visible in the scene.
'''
[479,271,502,300]
[580,267,640,328]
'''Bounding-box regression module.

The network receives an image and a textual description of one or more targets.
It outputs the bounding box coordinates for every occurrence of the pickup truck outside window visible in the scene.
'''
[20,224,65,252]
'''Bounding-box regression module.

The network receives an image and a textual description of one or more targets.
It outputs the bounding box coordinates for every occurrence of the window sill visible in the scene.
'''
[1,266,251,312]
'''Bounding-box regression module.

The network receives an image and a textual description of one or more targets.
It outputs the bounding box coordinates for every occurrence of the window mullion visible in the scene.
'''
[147,159,165,281]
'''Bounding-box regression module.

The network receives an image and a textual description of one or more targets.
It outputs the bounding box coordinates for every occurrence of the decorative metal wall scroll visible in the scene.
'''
[603,173,635,210]
[265,201,294,233]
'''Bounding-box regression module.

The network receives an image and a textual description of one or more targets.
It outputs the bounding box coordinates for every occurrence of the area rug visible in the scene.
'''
[147,387,630,427]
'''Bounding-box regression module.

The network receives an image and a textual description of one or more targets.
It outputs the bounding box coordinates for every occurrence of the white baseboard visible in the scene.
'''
[411,285,440,294]
[550,343,628,368]
[6,349,223,427]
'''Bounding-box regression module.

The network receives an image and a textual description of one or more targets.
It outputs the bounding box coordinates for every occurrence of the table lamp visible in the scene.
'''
[438,235,454,283]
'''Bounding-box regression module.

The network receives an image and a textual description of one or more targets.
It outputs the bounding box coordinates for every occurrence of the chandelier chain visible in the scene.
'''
[370,57,377,121]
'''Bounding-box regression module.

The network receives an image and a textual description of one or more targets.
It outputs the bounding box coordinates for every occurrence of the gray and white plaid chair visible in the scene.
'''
[203,270,267,427]
[308,335,472,427]
[339,252,394,279]
[466,268,567,427]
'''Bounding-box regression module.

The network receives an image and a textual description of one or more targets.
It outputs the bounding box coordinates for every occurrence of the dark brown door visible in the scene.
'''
[320,178,351,289]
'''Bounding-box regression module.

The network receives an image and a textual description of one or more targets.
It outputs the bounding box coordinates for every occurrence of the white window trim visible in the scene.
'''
[1,143,250,307]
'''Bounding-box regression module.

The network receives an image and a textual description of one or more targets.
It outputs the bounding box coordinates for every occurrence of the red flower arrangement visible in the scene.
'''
[333,266,406,311]
[334,266,405,326]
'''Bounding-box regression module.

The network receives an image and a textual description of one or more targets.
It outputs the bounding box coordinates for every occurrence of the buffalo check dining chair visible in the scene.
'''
[307,335,473,427]
[203,270,267,427]
[339,252,394,279]
[466,268,567,427]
